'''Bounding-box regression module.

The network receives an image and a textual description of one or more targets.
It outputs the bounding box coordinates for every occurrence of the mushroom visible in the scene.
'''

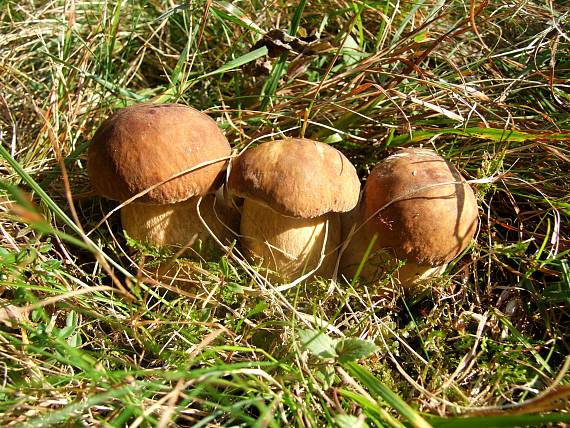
[340,148,478,288]
[228,138,360,281]
[88,103,238,253]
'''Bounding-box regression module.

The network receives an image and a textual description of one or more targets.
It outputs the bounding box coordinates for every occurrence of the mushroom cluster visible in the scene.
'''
[88,103,478,288]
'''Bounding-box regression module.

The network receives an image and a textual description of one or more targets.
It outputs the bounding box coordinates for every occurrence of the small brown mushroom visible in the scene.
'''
[228,138,361,281]
[340,148,479,288]
[88,103,238,253]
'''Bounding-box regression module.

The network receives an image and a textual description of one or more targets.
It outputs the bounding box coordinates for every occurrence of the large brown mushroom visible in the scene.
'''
[228,138,361,281]
[340,148,479,288]
[88,103,237,252]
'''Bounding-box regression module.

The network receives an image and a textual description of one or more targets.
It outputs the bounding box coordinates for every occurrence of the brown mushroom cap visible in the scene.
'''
[362,148,478,266]
[228,138,360,218]
[87,103,231,204]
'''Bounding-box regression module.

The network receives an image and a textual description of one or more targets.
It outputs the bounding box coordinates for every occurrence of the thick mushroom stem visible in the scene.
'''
[240,199,341,280]
[120,193,239,254]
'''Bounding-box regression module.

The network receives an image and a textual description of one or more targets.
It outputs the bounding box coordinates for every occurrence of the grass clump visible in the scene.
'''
[1,0,569,426]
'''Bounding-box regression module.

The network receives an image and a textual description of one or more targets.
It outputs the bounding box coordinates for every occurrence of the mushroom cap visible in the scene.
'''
[87,103,231,204]
[228,138,360,218]
[362,148,478,266]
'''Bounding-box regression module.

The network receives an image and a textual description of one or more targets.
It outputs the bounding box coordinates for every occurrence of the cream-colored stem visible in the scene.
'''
[120,193,239,253]
[240,199,341,281]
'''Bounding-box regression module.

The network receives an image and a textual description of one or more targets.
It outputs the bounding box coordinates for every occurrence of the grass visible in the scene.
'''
[0,0,569,426]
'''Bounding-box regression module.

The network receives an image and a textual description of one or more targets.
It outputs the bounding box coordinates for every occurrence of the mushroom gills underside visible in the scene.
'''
[240,199,342,281]
[120,192,239,255]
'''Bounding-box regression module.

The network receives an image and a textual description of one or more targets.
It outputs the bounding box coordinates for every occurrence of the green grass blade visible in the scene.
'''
[344,362,433,428]
[0,143,133,279]
[0,180,89,250]
[170,32,192,87]
[338,389,407,428]
[390,127,570,145]
[288,0,307,36]
[429,413,570,428]
[105,0,123,75]
[391,0,426,46]
[260,55,288,111]
[494,314,553,375]
[39,140,91,187]
[0,144,84,236]
[155,46,268,102]
[155,3,187,21]
[260,0,307,110]
[351,234,378,286]
[202,46,269,78]
[39,50,147,101]
[18,386,136,428]
[213,1,264,33]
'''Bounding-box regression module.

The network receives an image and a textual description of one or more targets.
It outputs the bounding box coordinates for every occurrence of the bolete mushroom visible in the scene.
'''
[88,103,237,253]
[340,148,478,288]
[228,138,360,281]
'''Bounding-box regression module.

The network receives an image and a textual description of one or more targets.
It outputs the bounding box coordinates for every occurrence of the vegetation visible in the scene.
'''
[1,0,569,426]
